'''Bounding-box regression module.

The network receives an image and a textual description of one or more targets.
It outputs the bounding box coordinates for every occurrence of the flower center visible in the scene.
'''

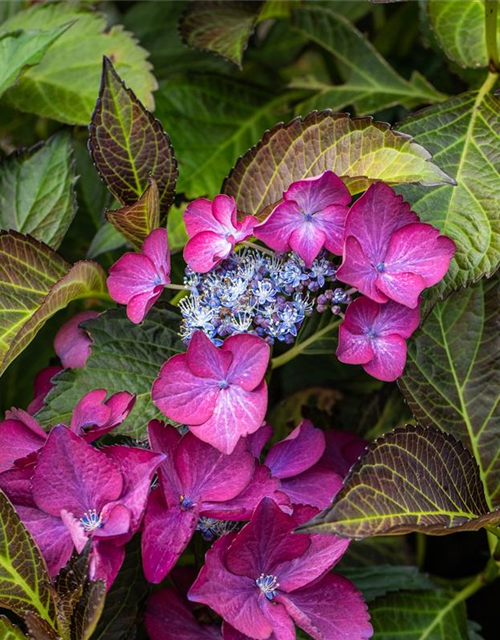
[256,574,280,601]
[303,212,314,223]
[375,262,386,273]
[219,380,230,390]
[367,329,378,340]
[80,509,103,532]
[180,495,195,510]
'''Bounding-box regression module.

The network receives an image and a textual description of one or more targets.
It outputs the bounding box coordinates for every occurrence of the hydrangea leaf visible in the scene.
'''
[0,3,156,125]
[0,131,77,250]
[155,75,292,199]
[0,231,107,377]
[0,617,28,640]
[397,89,500,298]
[87,224,126,260]
[166,203,188,253]
[341,566,435,602]
[37,306,185,439]
[105,177,160,251]
[291,6,445,115]
[222,111,455,215]
[0,23,69,97]
[71,579,106,640]
[301,425,500,537]
[0,490,56,628]
[179,0,264,68]
[89,58,177,219]
[369,590,469,640]
[400,276,500,509]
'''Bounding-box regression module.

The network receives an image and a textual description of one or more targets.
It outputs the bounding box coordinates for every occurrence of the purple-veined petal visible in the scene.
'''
[107,253,158,304]
[289,223,326,268]
[376,271,426,309]
[314,205,350,256]
[247,423,273,459]
[53,311,99,369]
[254,201,304,252]
[187,330,232,380]
[60,509,91,553]
[142,228,171,277]
[89,540,126,589]
[336,325,374,366]
[148,421,183,506]
[280,465,343,510]
[372,299,420,340]
[321,430,368,477]
[127,288,163,324]
[284,172,351,212]
[234,214,258,242]
[363,334,408,382]
[70,389,111,435]
[223,334,270,391]
[259,599,295,640]
[94,503,131,539]
[184,231,232,273]
[337,237,388,304]
[0,412,46,473]
[212,194,238,230]
[0,465,35,507]
[27,365,63,415]
[265,420,325,479]
[184,198,225,237]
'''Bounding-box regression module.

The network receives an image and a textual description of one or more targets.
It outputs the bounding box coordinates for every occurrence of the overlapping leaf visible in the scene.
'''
[223,111,455,215]
[0,231,107,376]
[341,566,435,602]
[0,131,77,249]
[400,276,500,509]
[0,23,69,97]
[302,425,500,537]
[0,617,27,640]
[106,177,159,251]
[89,58,177,219]
[0,3,156,125]
[291,6,444,115]
[38,306,185,438]
[179,0,264,67]
[398,89,500,297]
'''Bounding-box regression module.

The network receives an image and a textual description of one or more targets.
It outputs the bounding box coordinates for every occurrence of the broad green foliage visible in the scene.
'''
[369,590,469,640]
[341,566,435,602]
[304,425,500,537]
[400,276,500,509]
[292,6,445,115]
[89,58,177,219]
[0,231,106,376]
[38,306,185,438]
[0,617,27,640]
[398,87,500,298]
[179,0,264,67]
[0,24,68,97]
[0,4,156,125]
[0,131,77,249]
[223,111,455,215]
[155,74,292,199]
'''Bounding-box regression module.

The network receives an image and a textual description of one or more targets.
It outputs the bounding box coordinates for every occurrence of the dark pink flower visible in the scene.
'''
[70,389,135,441]
[152,331,270,454]
[53,311,100,368]
[0,409,46,473]
[183,195,257,273]
[254,171,351,267]
[14,426,164,585]
[189,499,372,640]
[336,183,455,308]
[142,421,255,583]
[337,296,420,382]
[27,365,63,415]
[107,228,171,324]
[321,430,368,477]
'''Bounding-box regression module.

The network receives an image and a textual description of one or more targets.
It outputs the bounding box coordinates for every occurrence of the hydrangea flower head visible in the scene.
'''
[189,498,372,640]
[337,296,420,381]
[107,227,170,323]
[54,310,100,368]
[254,171,351,267]
[183,195,257,273]
[336,183,455,308]
[152,331,270,454]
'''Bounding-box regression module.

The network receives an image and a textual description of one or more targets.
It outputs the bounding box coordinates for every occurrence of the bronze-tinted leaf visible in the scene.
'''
[222,111,455,215]
[179,0,264,68]
[105,176,160,250]
[0,616,28,640]
[89,57,177,219]
[302,425,500,537]
[70,580,106,640]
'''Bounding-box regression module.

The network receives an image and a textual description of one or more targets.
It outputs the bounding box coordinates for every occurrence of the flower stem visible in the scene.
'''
[271,318,342,369]
[165,283,190,291]
[485,0,500,72]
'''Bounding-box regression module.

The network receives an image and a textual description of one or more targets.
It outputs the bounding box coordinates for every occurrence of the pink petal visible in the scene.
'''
[93,503,131,539]
[142,228,171,277]
[224,499,310,578]
[234,214,258,242]
[254,201,304,252]
[0,413,46,472]
[314,205,350,256]
[148,421,183,506]
[187,330,232,380]
[188,533,274,640]
[259,599,295,640]
[376,271,425,309]
[373,299,420,339]
[27,365,63,415]
[321,430,368,477]
[363,334,408,382]
[32,426,123,518]
[341,296,380,334]
[107,253,159,304]
[280,465,343,509]
[70,389,111,435]
[184,231,232,273]
[60,508,89,553]
[284,172,351,210]
[89,540,126,588]
[0,465,35,506]
[289,223,326,267]
[54,311,99,369]
[337,236,388,303]
[126,288,163,324]
[142,490,198,583]
[280,574,372,640]
[152,354,220,426]
[223,334,270,391]
[184,198,225,237]
[336,325,374,365]
[344,182,418,264]
[265,420,325,479]
[247,423,273,459]
[212,194,238,229]
[190,381,267,454]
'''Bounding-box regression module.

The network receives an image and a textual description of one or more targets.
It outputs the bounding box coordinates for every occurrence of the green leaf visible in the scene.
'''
[302,425,500,537]
[179,0,264,67]
[400,276,500,509]
[154,74,292,199]
[105,177,159,251]
[0,23,69,97]
[0,617,27,640]
[89,58,177,219]
[71,580,106,640]
[166,203,188,253]
[341,565,435,602]
[369,590,469,640]
[87,224,126,260]
[37,305,185,439]
[291,6,444,115]
[0,231,107,377]
[0,490,56,627]
[337,537,415,570]
[398,85,500,298]
[0,131,77,249]
[222,111,455,215]
[0,3,156,125]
